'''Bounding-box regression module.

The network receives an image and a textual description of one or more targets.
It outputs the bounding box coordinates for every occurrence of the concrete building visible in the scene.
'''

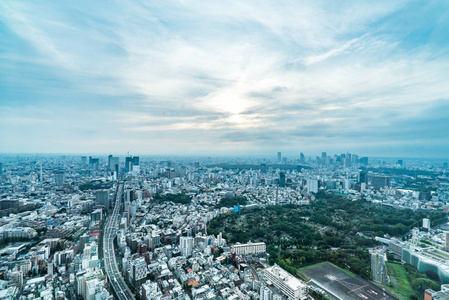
[231,242,266,256]
[95,190,109,210]
[264,264,307,300]
[371,175,391,190]
[180,236,194,258]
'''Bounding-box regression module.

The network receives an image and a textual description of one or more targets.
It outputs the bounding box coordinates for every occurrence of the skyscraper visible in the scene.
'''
[0,162,3,177]
[299,153,305,164]
[358,170,368,184]
[125,156,140,172]
[277,152,282,163]
[108,155,119,172]
[279,172,286,187]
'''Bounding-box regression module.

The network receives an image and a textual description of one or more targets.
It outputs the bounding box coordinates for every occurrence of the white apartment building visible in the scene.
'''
[264,264,307,300]
[231,242,266,256]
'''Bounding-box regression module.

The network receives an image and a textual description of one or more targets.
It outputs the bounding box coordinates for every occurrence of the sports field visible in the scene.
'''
[300,262,395,300]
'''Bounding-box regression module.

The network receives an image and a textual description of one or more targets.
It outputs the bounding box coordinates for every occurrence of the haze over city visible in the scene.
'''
[1,1,449,157]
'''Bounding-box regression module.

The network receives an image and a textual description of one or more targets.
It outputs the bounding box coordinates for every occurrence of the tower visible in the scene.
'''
[277,152,281,163]
[279,172,286,187]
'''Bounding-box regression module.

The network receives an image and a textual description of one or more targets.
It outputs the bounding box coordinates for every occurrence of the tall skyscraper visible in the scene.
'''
[358,170,368,184]
[108,155,119,172]
[279,172,286,187]
[299,153,305,164]
[277,152,282,163]
[125,156,140,172]
[261,163,267,174]
[321,152,327,164]
[0,162,3,177]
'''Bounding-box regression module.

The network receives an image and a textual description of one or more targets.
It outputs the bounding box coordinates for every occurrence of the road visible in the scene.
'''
[103,183,135,300]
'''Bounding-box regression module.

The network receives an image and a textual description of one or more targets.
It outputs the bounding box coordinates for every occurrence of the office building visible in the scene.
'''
[279,172,286,187]
[321,152,327,164]
[125,156,140,172]
[231,242,266,255]
[180,236,194,258]
[358,170,368,184]
[130,258,147,287]
[423,218,431,231]
[277,152,282,163]
[371,175,390,190]
[300,153,305,164]
[95,190,109,210]
[108,155,119,172]
[55,170,64,185]
[0,162,3,177]
[261,164,267,174]
[264,264,307,300]
[307,179,318,194]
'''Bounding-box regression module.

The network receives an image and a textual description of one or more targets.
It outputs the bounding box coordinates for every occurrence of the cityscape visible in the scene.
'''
[0,154,448,299]
[2,1,449,300]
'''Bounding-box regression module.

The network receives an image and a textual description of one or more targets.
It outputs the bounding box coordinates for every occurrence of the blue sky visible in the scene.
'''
[1,1,449,157]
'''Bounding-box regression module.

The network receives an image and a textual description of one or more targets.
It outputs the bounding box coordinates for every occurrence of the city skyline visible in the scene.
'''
[1,1,449,157]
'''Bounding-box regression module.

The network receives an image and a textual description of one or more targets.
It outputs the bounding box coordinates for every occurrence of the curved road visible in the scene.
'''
[103,183,135,300]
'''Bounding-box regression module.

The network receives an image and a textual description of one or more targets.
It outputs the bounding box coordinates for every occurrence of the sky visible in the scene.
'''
[1,1,449,158]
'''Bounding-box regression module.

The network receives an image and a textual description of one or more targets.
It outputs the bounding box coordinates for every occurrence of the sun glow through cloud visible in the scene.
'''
[1,0,449,157]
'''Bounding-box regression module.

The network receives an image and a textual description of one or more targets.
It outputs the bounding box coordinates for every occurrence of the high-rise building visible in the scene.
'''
[307,179,318,193]
[299,153,305,164]
[95,190,109,210]
[180,236,194,258]
[81,156,87,165]
[108,155,119,172]
[0,162,3,177]
[371,176,390,190]
[261,164,267,174]
[264,264,307,300]
[125,156,140,172]
[321,152,327,164]
[423,218,431,231]
[358,170,368,184]
[397,160,403,166]
[277,152,282,163]
[279,172,286,187]
[130,258,147,287]
[55,170,64,185]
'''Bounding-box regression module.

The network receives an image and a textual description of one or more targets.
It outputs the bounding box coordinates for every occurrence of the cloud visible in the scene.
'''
[1,0,449,157]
